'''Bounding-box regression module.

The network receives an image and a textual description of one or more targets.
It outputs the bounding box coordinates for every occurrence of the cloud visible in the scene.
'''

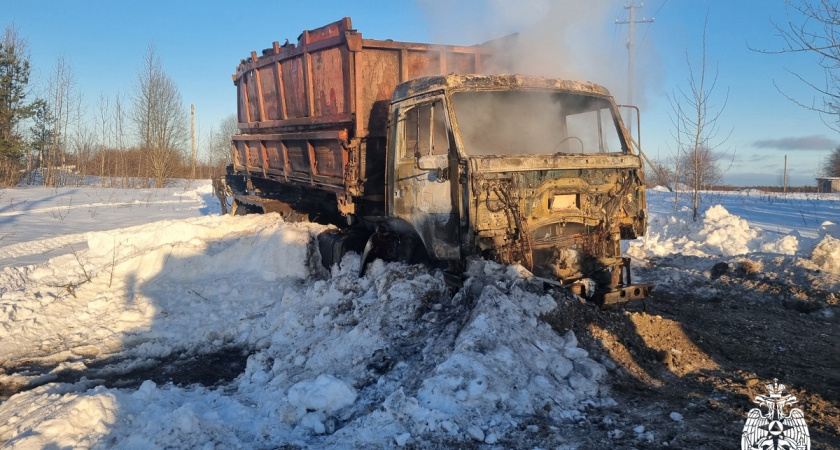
[753,135,838,151]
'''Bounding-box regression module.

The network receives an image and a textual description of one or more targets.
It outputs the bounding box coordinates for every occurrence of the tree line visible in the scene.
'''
[0,24,237,188]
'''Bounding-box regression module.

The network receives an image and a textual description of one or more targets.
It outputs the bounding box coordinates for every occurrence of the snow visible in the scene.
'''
[805,233,840,273]
[0,180,838,448]
[631,190,839,263]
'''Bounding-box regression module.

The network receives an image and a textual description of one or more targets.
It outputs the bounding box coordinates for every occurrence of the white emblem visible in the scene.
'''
[741,379,811,450]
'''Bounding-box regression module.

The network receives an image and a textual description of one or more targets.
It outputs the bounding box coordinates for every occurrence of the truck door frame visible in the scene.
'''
[386,93,461,260]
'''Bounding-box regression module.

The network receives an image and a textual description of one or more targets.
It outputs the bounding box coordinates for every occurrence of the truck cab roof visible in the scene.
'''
[392,74,614,103]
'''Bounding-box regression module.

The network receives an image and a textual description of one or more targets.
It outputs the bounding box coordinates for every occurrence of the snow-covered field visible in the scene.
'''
[0,180,838,448]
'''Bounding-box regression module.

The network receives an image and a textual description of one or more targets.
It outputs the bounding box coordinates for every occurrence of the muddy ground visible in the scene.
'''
[536,257,840,449]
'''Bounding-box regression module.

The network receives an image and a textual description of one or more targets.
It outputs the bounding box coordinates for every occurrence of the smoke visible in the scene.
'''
[416,0,662,108]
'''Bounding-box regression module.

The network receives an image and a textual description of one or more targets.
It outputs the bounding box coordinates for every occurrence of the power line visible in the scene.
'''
[639,0,667,48]
[650,0,667,19]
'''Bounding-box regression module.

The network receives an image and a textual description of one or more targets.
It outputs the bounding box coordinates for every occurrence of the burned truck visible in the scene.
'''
[220,18,652,304]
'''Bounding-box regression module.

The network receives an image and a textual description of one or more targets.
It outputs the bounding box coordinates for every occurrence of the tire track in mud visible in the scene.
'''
[0,347,252,400]
[540,265,840,449]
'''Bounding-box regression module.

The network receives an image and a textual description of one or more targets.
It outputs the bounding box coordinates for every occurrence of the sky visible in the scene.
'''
[3,0,839,186]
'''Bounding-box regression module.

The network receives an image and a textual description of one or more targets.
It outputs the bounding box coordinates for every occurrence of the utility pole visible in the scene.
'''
[616,3,654,137]
[191,104,196,180]
[783,154,788,193]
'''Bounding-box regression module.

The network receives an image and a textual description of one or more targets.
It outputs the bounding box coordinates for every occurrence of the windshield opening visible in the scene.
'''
[451,90,625,156]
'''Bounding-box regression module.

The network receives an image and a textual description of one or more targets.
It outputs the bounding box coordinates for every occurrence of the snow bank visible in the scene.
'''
[0,181,219,268]
[804,222,840,276]
[0,384,119,449]
[0,214,607,448]
[810,235,840,274]
[0,213,327,366]
[344,262,609,445]
[630,200,840,273]
[631,196,840,298]
[629,204,798,258]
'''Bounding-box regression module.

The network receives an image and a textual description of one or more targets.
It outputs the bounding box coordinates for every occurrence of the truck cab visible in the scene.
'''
[384,74,649,303]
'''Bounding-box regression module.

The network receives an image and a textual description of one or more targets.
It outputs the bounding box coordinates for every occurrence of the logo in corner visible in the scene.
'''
[741,378,811,450]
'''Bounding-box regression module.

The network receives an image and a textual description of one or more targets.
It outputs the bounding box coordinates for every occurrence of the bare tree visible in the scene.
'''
[71,125,95,185]
[669,13,730,220]
[131,45,187,188]
[645,157,675,189]
[43,56,80,187]
[207,114,237,171]
[666,101,688,212]
[96,93,111,186]
[676,144,725,190]
[759,0,840,129]
[113,92,132,187]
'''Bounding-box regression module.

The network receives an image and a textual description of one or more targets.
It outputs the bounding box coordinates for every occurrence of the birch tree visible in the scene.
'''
[131,45,187,188]
[43,56,80,187]
[822,146,840,176]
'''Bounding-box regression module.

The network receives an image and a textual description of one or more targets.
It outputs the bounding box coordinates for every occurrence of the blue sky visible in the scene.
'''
[4,0,838,186]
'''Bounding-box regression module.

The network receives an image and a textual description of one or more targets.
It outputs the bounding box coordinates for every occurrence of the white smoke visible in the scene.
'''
[417,0,663,109]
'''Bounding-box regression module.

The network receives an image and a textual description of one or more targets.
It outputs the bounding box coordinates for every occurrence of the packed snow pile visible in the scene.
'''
[0,211,608,448]
[628,204,799,258]
[800,222,840,276]
[809,235,840,274]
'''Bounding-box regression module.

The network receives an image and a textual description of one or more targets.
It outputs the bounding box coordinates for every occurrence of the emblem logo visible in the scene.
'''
[741,379,811,450]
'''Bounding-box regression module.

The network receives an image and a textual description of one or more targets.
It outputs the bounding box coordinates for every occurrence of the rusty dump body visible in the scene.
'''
[225,18,652,304]
[230,17,492,220]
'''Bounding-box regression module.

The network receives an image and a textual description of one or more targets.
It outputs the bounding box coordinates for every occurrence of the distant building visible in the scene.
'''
[816,177,840,193]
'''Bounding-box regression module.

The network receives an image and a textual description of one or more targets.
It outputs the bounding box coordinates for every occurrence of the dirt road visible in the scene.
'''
[539,257,840,449]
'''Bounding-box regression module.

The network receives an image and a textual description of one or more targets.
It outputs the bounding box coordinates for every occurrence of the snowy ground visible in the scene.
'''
[632,187,840,299]
[0,180,838,448]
